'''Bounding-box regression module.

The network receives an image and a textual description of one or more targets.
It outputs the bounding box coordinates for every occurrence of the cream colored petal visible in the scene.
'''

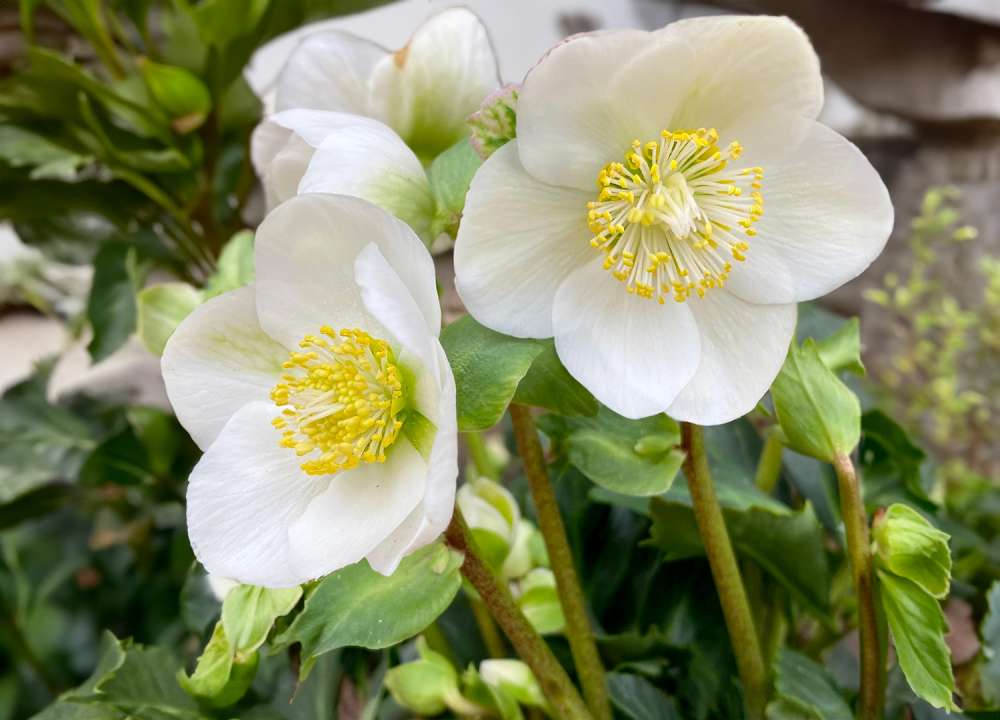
[369,8,500,158]
[516,29,655,191]
[161,286,287,450]
[186,401,324,588]
[454,142,593,339]
[273,30,386,115]
[254,194,440,349]
[366,342,457,575]
[723,121,893,304]
[660,15,823,132]
[553,258,700,419]
[288,437,427,579]
[298,116,434,242]
[667,293,796,425]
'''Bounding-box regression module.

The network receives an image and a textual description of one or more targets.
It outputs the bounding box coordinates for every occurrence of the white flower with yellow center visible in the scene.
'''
[454,15,894,424]
[162,195,456,587]
[259,8,500,162]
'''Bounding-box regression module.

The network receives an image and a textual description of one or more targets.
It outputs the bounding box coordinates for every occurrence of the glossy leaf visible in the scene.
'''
[87,242,148,362]
[274,542,462,672]
[442,316,592,428]
[539,407,681,497]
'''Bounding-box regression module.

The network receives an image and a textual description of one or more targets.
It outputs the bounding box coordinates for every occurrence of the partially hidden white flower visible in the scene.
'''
[261,8,500,162]
[250,110,435,241]
[161,194,457,587]
[454,15,894,424]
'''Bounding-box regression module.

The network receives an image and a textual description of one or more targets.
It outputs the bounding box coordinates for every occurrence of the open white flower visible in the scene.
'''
[162,194,456,587]
[454,15,893,424]
[251,110,434,240]
[264,7,500,162]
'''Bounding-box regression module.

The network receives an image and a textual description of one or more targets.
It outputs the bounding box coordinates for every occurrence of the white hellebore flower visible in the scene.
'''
[454,15,894,424]
[264,7,500,162]
[162,195,457,587]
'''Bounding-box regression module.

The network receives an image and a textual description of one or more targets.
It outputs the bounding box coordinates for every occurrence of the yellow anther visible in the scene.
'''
[586,126,764,304]
[270,328,404,476]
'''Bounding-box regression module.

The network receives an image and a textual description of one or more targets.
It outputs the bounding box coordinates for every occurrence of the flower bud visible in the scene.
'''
[480,659,548,711]
[515,568,565,635]
[458,477,521,570]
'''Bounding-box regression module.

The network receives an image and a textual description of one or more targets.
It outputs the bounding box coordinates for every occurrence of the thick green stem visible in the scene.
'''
[833,452,883,720]
[754,431,785,493]
[444,509,592,720]
[681,423,768,720]
[464,431,501,480]
[509,404,611,720]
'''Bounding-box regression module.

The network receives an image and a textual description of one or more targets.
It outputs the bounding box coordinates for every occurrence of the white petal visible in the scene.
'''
[723,122,893,305]
[186,402,323,588]
[254,194,441,349]
[369,8,500,157]
[274,30,385,115]
[161,286,286,450]
[298,116,434,242]
[288,438,427,579]
[366,342,457,575]
[660,15,823,131]
[354,243,437,373]
[516,29,655,191]
[667,293,797,425]
[454,142,593,339]
[552,259,701,419]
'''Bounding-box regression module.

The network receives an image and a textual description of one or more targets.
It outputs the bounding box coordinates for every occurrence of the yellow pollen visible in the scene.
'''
[269,327,404,476]
[586,127,764,303]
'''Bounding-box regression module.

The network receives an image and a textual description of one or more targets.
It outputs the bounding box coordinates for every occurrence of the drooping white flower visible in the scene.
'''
[260,8,500,162]
[454,15,893,424]
[250,110,434,240]
[162,194,457,587]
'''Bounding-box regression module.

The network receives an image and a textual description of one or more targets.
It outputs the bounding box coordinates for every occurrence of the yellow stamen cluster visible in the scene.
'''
[270,327,404,476]
[587,127,764,303]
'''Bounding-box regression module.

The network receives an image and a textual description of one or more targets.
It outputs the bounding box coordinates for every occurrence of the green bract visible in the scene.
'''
[874,504,951,599]
[771,338,861,463]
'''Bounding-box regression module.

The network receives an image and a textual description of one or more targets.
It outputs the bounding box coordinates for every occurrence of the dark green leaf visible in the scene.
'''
[649,498,830,615]
[512,341,596,418]
[87,243,148,362]
[274,542,462,672]
[768,649,852,720]
[440,316,544,431]
[539,407,681,496]
[607,672,681,720]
